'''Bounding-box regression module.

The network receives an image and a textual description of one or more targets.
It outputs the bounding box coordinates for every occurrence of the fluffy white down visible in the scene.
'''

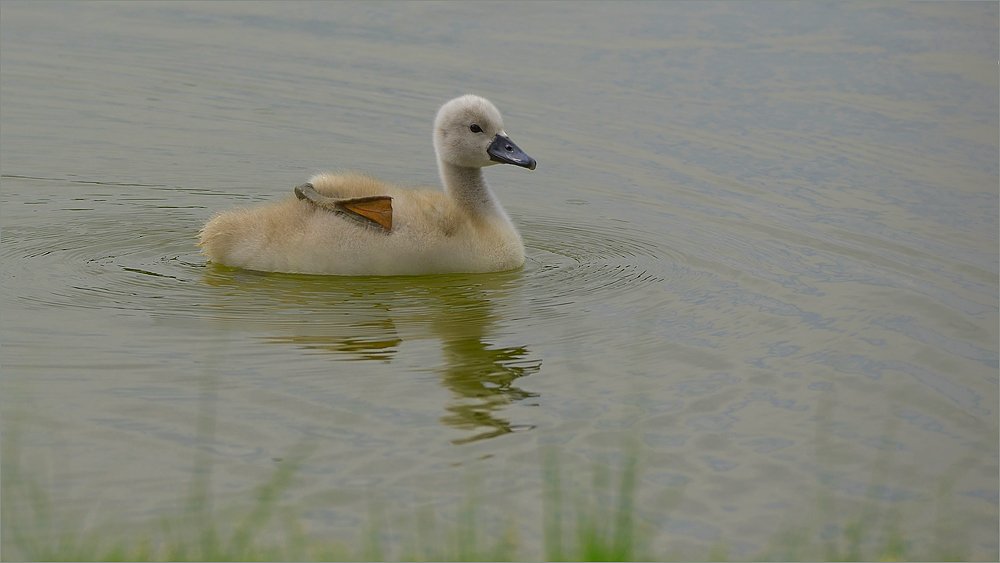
[198,95,530,276]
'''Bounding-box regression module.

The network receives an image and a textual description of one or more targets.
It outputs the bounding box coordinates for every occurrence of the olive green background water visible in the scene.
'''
[2,2,997,558]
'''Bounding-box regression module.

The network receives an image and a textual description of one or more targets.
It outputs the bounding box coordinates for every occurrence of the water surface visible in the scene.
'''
[2,1,997,558]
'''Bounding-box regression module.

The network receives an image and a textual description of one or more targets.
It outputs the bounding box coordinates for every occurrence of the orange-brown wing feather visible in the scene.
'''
[336,196,393,231]
[295,183,393,231]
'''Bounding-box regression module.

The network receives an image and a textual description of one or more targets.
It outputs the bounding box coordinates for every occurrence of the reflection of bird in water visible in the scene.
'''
[260,319,401,362]
[431,293,540,444]
[265,327,540,444]
[438,338,541,445]
[205,270,541,444]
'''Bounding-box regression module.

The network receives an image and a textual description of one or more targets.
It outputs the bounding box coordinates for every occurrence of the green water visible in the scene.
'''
[2,2,996,559]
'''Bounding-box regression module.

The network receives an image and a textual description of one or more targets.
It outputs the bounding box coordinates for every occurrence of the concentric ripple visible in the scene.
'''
[2,176,210,316]
[515,210,715,328]
[2,175,707,331]
[1,173,735,376]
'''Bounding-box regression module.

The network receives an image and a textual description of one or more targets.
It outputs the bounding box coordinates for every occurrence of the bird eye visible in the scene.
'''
[470,124,483,133]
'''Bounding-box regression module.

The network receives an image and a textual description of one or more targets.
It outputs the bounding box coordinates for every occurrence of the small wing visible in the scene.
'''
[295,183,393,232]
[336,196,393,231]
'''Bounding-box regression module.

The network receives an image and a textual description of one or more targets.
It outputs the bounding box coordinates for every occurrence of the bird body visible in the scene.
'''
[199,95,535,276]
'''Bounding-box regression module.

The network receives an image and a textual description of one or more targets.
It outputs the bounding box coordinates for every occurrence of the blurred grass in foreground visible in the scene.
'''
[1,430,970,561]
[1,391,976,561]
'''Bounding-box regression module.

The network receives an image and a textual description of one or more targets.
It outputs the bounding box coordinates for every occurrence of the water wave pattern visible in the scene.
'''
[4,158,995,427]
[522,218,669,310]
[3,1,997,557]
[2,176,206,315]
[0,174,668,387]
[507,178,996,436]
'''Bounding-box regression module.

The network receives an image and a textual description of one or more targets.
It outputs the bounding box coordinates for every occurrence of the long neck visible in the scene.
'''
[439,162,511,223]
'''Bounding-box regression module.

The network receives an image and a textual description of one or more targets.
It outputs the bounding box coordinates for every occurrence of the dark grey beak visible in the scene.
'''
[487,134,536,170]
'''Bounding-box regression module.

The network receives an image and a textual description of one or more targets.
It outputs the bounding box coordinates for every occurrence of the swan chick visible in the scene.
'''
[199,94,536,276]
